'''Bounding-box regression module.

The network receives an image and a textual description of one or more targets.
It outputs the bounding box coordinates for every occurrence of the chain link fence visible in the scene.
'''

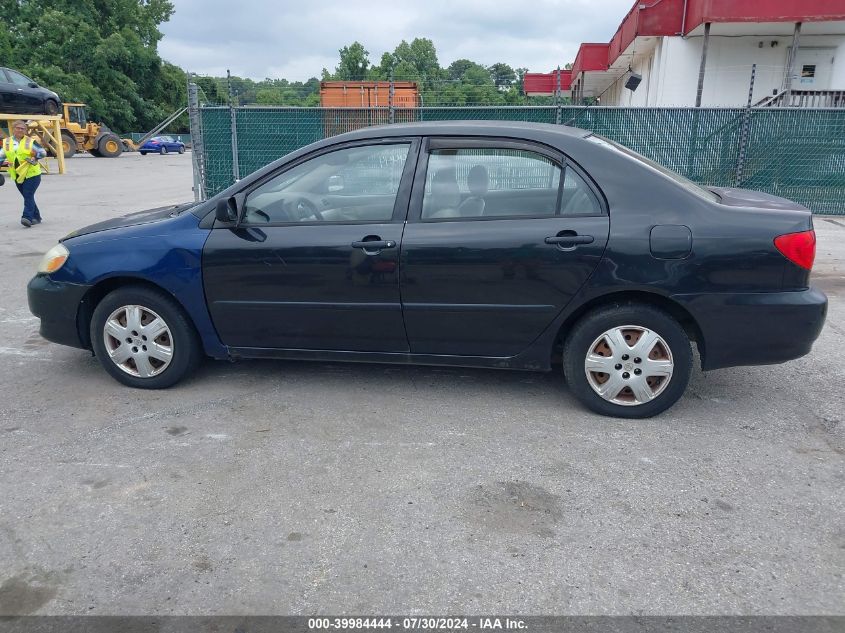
[193,104,845,214]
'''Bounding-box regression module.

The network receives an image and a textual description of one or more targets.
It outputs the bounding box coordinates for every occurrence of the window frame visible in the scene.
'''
[6,69,33,87]
[408,136,606,223]
[220,137,421,229]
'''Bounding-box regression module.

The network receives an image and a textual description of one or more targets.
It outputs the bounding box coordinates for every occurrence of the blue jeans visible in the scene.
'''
[16,174,42,222]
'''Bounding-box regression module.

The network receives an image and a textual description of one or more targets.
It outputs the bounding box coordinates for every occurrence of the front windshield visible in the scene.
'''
[587,134,720,203]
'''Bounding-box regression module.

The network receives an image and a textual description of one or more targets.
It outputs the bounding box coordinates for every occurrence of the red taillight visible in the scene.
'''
[774,229,816,270]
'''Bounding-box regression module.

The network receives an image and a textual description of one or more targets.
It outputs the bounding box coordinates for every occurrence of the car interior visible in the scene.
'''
[242,143,601,224]
[244,144,410,224]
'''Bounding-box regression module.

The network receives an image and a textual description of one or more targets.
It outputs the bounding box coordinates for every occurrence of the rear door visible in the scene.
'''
[399,138,609,357]
[203,139,419,352]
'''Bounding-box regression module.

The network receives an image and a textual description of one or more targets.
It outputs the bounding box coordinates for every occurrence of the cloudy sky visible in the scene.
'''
[159,0,635,80]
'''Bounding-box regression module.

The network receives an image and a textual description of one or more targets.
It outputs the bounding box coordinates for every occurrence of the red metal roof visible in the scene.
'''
[523,70,572,94]
[571,43,609,78]
[685,0,845,31]
[526,0,845,95]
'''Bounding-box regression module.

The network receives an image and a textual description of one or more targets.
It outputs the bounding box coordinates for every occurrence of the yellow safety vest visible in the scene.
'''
[2,136,41,183]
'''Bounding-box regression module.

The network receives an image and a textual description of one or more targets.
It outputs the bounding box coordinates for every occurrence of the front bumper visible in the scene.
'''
[673,287,828,371]
[27,275,91,350]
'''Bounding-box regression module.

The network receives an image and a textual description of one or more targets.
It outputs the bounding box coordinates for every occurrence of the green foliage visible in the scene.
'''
[334,42,370,81]
[0,4,562,132]
[0,0,183,132]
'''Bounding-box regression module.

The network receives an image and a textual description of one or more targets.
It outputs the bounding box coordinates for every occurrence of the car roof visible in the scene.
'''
[331,120,591,142]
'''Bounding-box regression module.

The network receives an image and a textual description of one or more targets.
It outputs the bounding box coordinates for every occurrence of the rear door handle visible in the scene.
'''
[351,239,396,253]
[545,235,594,246]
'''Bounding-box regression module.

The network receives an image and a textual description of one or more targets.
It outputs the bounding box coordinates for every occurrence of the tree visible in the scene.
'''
[392,38,440,84]
[447,59,477,80]
[0,0,179,132]
[334,42,370,81]
[488,63,516,88]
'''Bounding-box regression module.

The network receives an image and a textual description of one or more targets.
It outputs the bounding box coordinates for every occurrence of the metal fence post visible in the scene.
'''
[555,66,562,125]
[227,69,240,182]
[186,76,205,201]
[389,76,395,125]
[735,63,756,187]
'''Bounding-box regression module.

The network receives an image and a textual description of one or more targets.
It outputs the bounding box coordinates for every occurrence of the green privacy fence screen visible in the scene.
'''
[197,106,845,214]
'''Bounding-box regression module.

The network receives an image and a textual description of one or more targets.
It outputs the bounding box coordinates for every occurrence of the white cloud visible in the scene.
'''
[160,0,634,80]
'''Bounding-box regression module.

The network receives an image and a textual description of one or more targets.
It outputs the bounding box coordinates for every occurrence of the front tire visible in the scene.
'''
[563,303,692,418]
[97,133,123,158]
[45,99,59,115]
[90,286,202,389]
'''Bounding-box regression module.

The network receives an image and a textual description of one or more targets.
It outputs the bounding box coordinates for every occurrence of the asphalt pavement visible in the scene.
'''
[0,152,842,615]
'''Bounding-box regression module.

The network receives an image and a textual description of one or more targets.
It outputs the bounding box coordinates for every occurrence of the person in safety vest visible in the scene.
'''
[0,120,47,227]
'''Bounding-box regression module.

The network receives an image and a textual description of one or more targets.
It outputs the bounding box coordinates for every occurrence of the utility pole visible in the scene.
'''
[735,63,757,187]
[783,22,802,106]
[695,22,711,107]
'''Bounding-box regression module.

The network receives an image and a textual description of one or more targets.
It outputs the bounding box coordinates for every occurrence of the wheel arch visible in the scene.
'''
[552,290,706,366]
[77,276,199,350]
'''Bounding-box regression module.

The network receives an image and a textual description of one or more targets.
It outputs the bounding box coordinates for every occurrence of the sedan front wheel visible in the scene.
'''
[90,286,202,389]
[563,304,692,418]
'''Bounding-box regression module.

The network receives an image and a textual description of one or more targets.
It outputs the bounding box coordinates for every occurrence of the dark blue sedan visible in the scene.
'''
[139,135,186,155]
[26,121,826,418]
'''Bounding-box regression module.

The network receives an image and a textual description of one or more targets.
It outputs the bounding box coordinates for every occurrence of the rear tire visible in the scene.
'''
[563,303,692,418]
[90,286,202,389]
[160,146,168,155]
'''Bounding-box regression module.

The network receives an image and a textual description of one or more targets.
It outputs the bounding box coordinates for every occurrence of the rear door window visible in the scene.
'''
[421,147,562,220]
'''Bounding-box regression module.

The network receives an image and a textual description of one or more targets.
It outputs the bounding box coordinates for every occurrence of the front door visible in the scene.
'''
[400,139,610,357]
[203,139,418,352]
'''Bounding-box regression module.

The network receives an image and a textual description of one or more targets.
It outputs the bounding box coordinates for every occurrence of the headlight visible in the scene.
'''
[38,243,69,274]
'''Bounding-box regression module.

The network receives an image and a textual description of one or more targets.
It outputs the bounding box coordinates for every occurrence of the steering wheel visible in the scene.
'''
[294,196,324,222]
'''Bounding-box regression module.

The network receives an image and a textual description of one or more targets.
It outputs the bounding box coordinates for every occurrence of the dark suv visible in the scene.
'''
[0,67,61,115]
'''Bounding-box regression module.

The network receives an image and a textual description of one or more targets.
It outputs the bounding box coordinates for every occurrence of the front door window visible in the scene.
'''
[243,143,411,224]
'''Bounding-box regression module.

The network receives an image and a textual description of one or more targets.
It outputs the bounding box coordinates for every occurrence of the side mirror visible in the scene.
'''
[28,82,39,88]
[215,197,238,223]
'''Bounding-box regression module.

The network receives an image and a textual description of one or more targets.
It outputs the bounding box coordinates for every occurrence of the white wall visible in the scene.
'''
[602,33,845,107]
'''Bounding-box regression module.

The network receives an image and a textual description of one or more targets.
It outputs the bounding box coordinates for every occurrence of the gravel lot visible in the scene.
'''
[0,152,842,615]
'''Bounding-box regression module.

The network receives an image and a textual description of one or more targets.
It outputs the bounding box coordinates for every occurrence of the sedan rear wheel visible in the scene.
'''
[91,286,202,389]
[563,304,692,418]
[160,146,168,155]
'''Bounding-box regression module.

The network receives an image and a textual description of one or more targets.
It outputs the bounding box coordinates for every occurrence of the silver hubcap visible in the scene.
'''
[584,325,674,406]
[103,305,173,378]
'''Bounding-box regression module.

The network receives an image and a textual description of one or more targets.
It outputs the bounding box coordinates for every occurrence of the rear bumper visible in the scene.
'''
[672,287,827,371]
[27,275,91,350]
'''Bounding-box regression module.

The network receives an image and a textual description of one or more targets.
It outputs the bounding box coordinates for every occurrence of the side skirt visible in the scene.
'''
[226,346,552,372]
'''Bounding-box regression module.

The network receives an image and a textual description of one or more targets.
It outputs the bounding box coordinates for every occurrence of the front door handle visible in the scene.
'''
[351,238,396,254]
[545,234,594,246]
